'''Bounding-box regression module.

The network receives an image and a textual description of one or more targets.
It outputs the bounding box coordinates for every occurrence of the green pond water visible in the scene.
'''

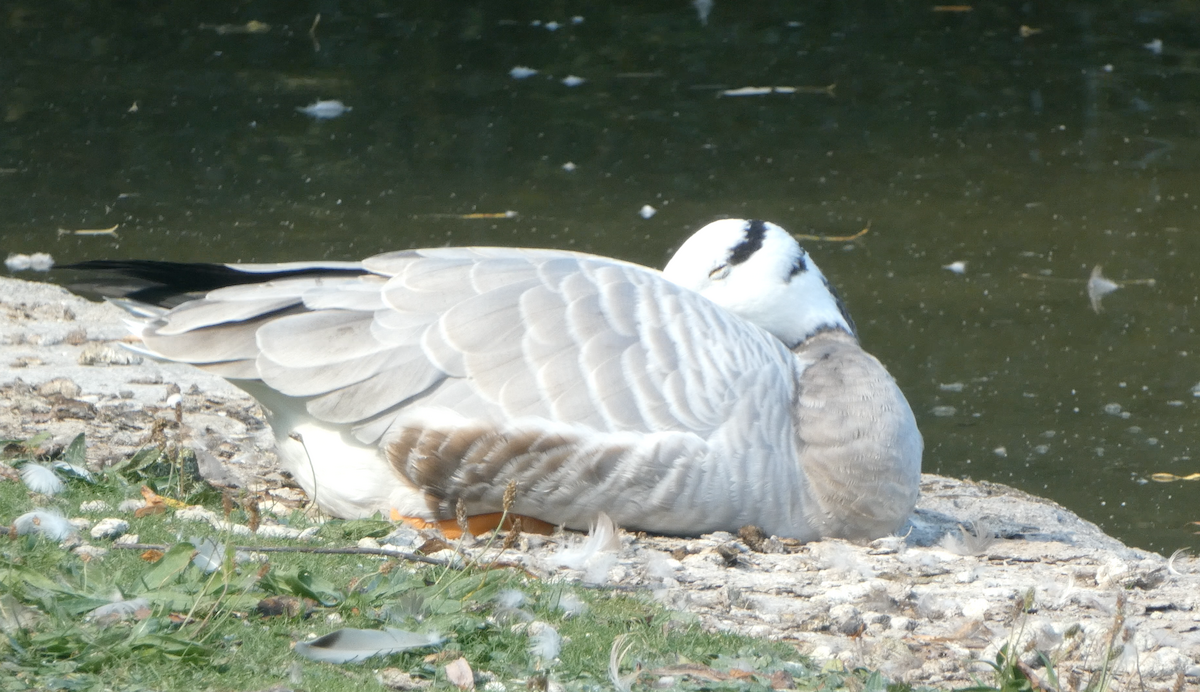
[3,1,1198,553]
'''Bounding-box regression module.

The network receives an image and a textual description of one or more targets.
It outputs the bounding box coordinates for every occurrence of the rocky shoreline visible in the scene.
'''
[2,274,1198,689]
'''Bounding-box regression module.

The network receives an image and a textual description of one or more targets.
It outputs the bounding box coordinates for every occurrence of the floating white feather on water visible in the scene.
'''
[509,66,538,79]
[638,204,657,219]
[561,75,586,87]
[561,161,576,172]
[544,21,560,31]
[1087,265,1120,313]
[296,100,351,119]
[943,261,967,274]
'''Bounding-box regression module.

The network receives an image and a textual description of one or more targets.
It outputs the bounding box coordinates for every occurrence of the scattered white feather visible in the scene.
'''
[553,592,587,617]
[551,513,621,585]
[1145,38,1163,55]
[495,589,526,609]
[571,16,584,24]
[1087,265,1119,313]
[294,628,444,663]
[552,512,620,570]
[638,204,657,219]
[561,161,576,172]
[87,597,150,623]
[527,621,561,662]
[609,634,635,692]
[509,66,538,79]
[13,510,78,541]
[191,537,225,573]
[561,75,586,87]
[21,463,65,495]
[693,0,714,26]
[943,261,967,274]
[544,21,560,31]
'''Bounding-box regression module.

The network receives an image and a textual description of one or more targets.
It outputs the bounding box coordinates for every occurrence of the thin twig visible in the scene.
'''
[794,224,870,242]
[110,541,453,567]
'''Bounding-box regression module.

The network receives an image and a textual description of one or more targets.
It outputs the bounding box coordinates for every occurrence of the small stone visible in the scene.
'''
[36,377,81,398]
[73,544,108,561]
[118,499,147,513]
[79,500,111,513]
[114,534,139,545]
[78,342,142,366]
[377,668,431,690]
[90,518,130,540]
[69,517,93,531]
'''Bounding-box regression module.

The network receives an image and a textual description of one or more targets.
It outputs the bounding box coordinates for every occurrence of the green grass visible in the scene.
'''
[2,436,927,692]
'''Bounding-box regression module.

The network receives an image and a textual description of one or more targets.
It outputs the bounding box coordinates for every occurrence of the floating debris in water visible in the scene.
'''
[943,261,967,274]
[720,84,835,97]
[561,161,577,172]
[200,20,271,35]
[938,382,965,392]
[1145,38,1163,55]
[544,21,560,31]
[693,0,713,25]
[297,100,351,119]
[1019,264,1153,313]
[638,204,657,219]
[5,253,54,272]
[571,16,584,25]
[509,66,539,79]
[1087,265,1120,313]
[993,447,1007,457]
[561,75,586,87]
[1019,25,1042,38]
[417,211,519,220]
[931,405,957,417]
[58,224,118,237]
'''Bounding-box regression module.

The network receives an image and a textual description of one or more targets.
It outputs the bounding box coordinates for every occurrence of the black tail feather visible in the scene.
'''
[59,260,366,306]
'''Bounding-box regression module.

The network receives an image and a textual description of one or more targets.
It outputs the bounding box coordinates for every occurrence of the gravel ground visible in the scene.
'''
[3,274,1199,689]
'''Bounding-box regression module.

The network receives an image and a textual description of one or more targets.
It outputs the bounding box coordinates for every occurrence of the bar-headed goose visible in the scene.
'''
[68,219,921,541]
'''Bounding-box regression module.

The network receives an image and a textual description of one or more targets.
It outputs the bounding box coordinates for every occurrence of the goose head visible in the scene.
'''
[662,219,855,348]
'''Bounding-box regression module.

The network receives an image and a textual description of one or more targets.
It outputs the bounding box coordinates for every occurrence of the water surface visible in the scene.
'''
[3,1,1198,552]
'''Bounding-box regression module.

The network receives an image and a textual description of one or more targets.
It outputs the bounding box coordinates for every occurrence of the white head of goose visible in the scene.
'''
[66,219,922,541]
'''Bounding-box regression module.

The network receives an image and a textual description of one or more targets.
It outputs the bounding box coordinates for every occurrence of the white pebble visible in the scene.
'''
[90,517,130,540]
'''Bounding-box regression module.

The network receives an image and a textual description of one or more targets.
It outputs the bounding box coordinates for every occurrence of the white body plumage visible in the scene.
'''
[101,219,921,540]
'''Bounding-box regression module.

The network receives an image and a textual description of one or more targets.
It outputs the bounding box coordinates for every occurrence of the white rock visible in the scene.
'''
[90,518,129,540]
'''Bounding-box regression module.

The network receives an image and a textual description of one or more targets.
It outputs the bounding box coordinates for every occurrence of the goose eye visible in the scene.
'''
[709,264,730,280]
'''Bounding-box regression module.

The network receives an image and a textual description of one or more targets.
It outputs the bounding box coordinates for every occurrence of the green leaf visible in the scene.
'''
[261,568,343,606]
[322,519,394,541]
[138,543,197,592]
[63,434,86,469]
